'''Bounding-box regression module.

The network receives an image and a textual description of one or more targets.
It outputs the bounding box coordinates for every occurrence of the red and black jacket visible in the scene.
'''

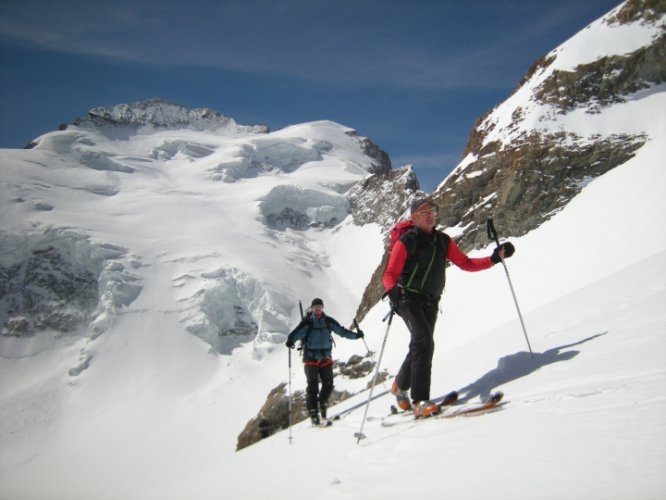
[383,227,493,299]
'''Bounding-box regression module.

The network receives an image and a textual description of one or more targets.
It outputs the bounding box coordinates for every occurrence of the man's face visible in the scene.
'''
[312,304,324,315]
[412,204,436,231]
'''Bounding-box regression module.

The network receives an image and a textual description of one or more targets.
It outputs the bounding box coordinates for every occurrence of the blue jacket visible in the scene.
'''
[288,313,359,361]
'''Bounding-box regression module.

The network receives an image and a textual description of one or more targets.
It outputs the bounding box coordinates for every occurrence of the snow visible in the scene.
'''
[1,110,664,500]
[551,7,661,72]
[1,7,666,500]
[469,7,664,154]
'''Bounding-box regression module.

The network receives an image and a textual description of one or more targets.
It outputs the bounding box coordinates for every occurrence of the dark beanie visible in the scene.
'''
[410,197,432,214]
[311,298,324,307]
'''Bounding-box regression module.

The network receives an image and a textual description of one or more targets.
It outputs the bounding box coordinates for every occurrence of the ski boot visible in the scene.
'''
[391,380,412,411]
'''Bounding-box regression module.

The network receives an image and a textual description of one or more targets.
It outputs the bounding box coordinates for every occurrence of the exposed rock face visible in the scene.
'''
[1,246,98,335]
[0,230,142,340]
[347,131,393,176]
[533,34,665,113]
[72,98,270,135]
[433,132,647,250]
[348,165,421,227]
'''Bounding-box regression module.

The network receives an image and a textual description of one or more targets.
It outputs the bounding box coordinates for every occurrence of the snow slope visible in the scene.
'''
[0,117,385,497]
[1,4,666,499]
[1,100,665,499]
[167,110,665,500]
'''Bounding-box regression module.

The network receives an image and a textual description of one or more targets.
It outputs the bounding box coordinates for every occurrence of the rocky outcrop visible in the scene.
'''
[534,34,665,113]
[432,131,646,250]
[236,352,381,451]
[608,0,665,24]
[347,131,393,176]
[0,230,141,342]
[0,245,98,335]
[72,98,270,135]
[348,165,421,227]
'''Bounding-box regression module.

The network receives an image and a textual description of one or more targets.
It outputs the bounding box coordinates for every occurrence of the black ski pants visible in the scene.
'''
[395,293,440,402]
[304,360,334,414]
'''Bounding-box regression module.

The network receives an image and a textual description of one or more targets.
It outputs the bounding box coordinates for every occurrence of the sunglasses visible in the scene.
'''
[413,207,435,216]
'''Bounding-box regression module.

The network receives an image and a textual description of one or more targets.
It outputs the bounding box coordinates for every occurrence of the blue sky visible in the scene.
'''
[0,0,621,192]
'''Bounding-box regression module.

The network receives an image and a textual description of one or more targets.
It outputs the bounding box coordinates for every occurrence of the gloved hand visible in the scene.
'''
[491,242,515,264]
[285,336,295,349]
[356,331,364,339]
[388,286,402,306]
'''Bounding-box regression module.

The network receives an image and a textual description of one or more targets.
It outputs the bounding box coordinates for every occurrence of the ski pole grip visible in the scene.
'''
[487,217,501,247]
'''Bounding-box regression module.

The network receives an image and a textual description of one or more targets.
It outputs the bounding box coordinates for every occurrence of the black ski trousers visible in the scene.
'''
[395,293,440,402]
[304,361,334,414]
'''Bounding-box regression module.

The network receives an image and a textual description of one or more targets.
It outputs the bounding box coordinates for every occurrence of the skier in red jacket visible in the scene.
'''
[383,198,514,417]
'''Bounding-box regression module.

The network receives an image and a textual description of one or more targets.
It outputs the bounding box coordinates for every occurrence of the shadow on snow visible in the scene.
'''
[438,331,608,404]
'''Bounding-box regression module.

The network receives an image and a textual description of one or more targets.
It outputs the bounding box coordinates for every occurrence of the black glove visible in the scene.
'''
[491,242,515,264]
[356,331,364,339]
[388,286,402,306]
[286,336,295,349]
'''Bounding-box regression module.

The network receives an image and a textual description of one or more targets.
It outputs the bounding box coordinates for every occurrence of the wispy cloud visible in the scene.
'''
[0,0,617,91]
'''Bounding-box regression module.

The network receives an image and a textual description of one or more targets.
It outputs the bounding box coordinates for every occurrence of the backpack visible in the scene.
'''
[382,220,415,301]
[294,312,337,354]
[385,219,451,296]
[387,220,415,251]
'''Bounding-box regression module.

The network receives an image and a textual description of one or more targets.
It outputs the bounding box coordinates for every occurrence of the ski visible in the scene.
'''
[381,392,504,427]
[389,390,459,417]
[438,391,504,419]
[331,388,390,421]
[312,419,333,428]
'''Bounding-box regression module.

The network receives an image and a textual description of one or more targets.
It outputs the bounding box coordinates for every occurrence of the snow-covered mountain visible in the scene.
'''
[429,0,665,249]
[0,104,403,481]
[1,109,394,351]
[1,1,665,499]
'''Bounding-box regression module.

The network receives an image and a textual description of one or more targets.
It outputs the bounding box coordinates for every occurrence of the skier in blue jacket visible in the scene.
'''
[286,298,363,425]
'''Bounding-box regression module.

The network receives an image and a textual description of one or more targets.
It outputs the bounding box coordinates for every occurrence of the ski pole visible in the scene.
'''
[288,347,293,444]
[287,300,305,444]
[353,318,387,391]
[354,306,395,444]
[352,318,374,357]
[487,218,534,358]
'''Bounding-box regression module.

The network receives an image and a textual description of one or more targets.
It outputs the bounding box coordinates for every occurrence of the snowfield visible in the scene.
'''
[1,110,664,499]
[1,3,665,499]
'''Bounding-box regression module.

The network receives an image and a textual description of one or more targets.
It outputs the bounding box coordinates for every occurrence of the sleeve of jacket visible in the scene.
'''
[383,240,408,291]
[287,319,309,342]
[328,317,358,340]
[447,238,493,271]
